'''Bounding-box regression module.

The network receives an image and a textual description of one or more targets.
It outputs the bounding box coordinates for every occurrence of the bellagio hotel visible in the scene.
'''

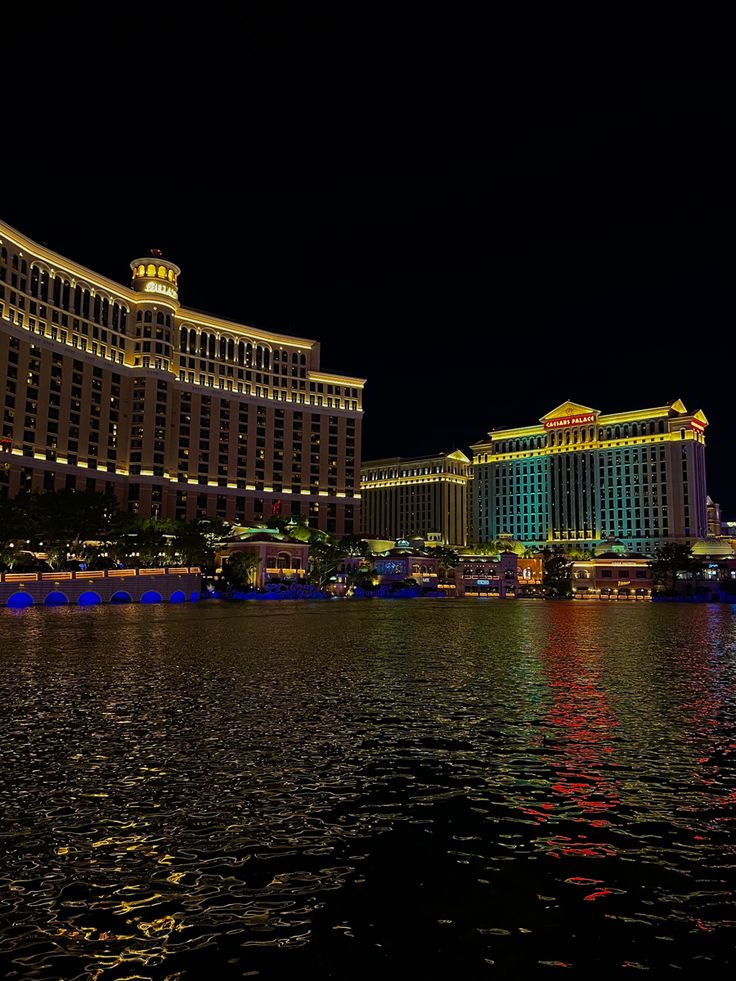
[0,219,364,533]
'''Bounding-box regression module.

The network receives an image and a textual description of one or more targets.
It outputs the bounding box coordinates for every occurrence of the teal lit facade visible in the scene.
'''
[471,400,709,554]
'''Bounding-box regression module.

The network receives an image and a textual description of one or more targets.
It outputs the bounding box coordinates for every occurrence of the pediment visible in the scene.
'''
[540,400,598,422]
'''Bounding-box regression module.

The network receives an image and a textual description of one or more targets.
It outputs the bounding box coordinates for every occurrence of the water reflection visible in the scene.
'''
[0,601,735,976]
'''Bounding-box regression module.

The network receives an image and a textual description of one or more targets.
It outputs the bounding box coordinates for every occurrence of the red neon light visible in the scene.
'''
[544,413,596,430]
[690,420,706,432]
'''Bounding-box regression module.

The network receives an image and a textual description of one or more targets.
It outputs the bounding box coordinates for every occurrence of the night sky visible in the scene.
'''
[4,5,733,512]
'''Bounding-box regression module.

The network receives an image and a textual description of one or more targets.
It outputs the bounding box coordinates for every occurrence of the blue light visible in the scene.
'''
[44,591,68,606]
[7,592,33,609]
[78,591,101,606]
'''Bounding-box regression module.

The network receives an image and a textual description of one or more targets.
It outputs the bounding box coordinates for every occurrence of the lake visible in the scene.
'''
[1,600,735,977]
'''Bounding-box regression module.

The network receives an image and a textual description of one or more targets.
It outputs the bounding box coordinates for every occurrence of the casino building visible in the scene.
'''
[471,400,708,554]
[360,450,473,546]
[0,219,364,532]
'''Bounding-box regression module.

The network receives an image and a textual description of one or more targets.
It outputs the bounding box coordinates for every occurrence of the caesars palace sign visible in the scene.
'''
[543,413,596,430]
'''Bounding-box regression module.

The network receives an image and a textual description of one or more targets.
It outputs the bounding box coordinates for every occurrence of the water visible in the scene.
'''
[1,600,735,978]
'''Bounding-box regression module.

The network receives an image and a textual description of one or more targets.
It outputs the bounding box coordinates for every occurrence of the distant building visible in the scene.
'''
[471,399,709,554]
[674,538,736,602]
[722,521,736,540]
[371,541,440,588]
[455,553,544,598]
[706,496,722,537]
[570,539,653,600]
[360,450,472,547]
[215,532,309,588]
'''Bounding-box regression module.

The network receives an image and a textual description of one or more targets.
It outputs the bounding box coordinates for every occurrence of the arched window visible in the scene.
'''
[93,293,101,323]
[220,337,227,360]
[246,343,253,365]
[112,302,119,328]
[300,353,306,365]
[227,338,234,361]
[208,334,216,358]
[146,263,156,277]
[180,327,188,351]
[102,297,109,324]
[238,341,245,365]
[144,310,152,323]
[158,265,167,279]
[189,330,197,354]
[138,264,145,277]
[156,312,164,325]
[200,332,208,356]
[52,276,61,307]
[263,348,270,370]
[73,284,82,314]
[168,269,175,282]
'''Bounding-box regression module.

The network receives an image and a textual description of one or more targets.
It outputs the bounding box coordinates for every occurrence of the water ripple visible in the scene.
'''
[1,601,735,976]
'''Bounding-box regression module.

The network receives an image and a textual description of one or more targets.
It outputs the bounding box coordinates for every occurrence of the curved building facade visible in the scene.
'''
[0,220,363,533]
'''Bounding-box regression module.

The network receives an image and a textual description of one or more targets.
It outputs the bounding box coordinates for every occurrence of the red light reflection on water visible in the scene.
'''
[530,611,622,858]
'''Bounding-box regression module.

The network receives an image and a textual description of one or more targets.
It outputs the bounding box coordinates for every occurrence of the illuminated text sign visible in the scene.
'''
[144,281,178,300]
[543,413,596,430]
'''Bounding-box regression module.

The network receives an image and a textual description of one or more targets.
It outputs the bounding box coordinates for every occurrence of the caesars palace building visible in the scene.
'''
[0,219,364,533]
[471,400,709,554]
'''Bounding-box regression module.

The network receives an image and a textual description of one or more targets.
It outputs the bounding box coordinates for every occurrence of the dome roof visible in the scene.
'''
[691,538,735,558]
[594,536,627,556]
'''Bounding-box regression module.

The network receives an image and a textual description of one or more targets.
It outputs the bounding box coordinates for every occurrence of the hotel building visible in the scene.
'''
[360,450,472,546]
[471,400,708,553]
[0,219,364,533]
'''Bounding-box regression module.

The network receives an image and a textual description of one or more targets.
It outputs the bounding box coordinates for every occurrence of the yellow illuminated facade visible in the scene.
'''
[361,450,472,546]
[471,400,709,553]
[0,220,364,532]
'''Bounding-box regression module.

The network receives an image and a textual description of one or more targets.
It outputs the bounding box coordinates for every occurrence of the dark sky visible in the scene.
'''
[4,4,734,512]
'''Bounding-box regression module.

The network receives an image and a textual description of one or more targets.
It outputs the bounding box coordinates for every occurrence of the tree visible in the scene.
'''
[432,545,460,578]
[541,546,572,598]
[307,536,342,589]
[339,535,369,556]
[266,515,289,534]
[286,515,312,542]
[469,541,500,556]
[348,567,379,592]
[6,489,117,569]
[652,543,693,595]
[174,517,229,570]
[222,551,261,590]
